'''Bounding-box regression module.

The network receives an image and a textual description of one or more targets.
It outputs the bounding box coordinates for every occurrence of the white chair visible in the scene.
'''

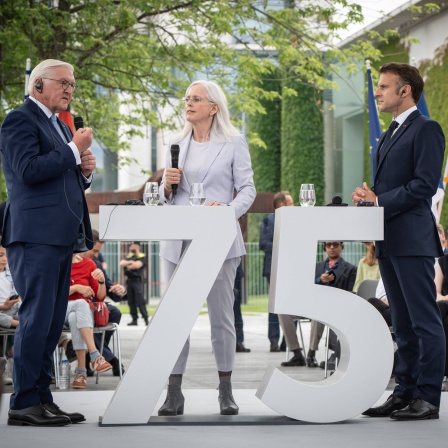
[357,279,380,300]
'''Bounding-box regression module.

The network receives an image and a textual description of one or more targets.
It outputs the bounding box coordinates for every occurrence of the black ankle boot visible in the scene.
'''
[158,384,185,416]
[218,382,239,415]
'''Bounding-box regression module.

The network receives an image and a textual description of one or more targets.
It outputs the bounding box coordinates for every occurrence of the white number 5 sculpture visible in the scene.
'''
[256,206,393,423]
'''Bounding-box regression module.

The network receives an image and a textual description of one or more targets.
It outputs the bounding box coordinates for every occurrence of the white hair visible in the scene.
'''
[175,80,240,142]
[27,59,74,96]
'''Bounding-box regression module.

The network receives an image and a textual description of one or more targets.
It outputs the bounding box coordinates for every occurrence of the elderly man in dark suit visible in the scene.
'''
[352,63,445,421]
[0,59,95,426]
[280,241,357,368]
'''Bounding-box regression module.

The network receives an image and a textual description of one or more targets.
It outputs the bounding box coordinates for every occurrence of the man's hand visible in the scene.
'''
[351,182,378,206]
[320,272,335,284]
[80,149,96,177]
[109,284,126,295]
[72,128,93,153]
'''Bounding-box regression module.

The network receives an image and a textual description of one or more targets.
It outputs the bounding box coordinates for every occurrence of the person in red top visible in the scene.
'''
[63,253,111,389]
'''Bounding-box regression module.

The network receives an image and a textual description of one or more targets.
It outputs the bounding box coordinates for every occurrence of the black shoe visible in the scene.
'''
[236,342,251,353]
[390,398,439,420]
[64,340,76,362]
[8,404,71,426]
[42,402,85,423]
[144,318,149,326]
[109,357,125,376]
[127,320,138,326]
[362,394,411,417]
[158,384,185,416]
[270,344,280,352]
[218,382,239,415]
[306,355,319,367]
[319,353,337,370]
[85,353,94,377]
[281,354,306,367]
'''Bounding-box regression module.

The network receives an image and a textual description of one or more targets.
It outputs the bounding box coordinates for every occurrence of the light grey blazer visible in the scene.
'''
[159,131,256,264]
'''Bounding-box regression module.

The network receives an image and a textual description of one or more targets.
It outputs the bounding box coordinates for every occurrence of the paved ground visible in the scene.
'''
[1,313,447,448]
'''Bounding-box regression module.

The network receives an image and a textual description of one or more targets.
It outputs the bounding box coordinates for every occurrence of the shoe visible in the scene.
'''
[270,344,281,353]
[144,318,149,326]
[8,404,71,426]
[236,342,251,353]
[91,355,112,374]
[127,320,138,326]
[362,394,411,417]
[64,340,77,362]
[72,373,87,389]
[110,357,125,376]
[319,353,337,370]
[281,354,306,367]
[306,355,319,368]
[85,353,94,377]
[390,398,439,420]
[42,402,85,423]
[218,382,239,415]
[158,384,185,416]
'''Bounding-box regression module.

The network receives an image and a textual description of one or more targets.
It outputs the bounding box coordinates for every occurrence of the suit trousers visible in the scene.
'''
[165,257,240,374]
[6,242,73,410]
[278,314,302,351]
[379,255,445,407]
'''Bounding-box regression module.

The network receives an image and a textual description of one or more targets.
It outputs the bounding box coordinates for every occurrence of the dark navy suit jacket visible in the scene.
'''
[0,98,92,248]
[372,110,444,258]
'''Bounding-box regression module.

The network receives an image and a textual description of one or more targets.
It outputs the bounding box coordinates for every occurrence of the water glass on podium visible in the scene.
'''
[299,184,316,207]
[190,183,206,206]
[143,182,160,206]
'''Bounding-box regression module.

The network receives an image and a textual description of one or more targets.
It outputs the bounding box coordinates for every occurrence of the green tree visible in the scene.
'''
[0,0,380,199]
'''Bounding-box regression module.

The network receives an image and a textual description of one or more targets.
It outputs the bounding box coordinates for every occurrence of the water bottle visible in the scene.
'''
[59,359,71,390]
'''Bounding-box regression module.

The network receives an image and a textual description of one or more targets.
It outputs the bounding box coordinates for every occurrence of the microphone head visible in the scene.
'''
[332,195,342,205]
[171,144,180,156]
[74,116,84,130]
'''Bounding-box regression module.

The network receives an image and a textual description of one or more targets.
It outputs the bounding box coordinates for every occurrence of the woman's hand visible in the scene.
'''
[164,167,183,193]
[91,268,105,284]
[207,201,221,206]
[75,284,95,297]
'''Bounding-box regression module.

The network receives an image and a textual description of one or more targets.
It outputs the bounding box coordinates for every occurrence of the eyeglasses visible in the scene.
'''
[324,242,341,248]
[181,96,214,104]
[42,78,78,91]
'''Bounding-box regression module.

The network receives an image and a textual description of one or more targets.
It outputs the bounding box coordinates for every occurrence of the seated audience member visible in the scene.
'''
[65,230,125,376]
[306,242,357,369]
[352,242,380,294]
[64,253,112,389]
[367,277,392,327]
[437,224,448,255]
[0,247,20,385]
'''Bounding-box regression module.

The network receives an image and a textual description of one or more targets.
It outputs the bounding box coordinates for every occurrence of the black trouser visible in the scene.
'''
[127,278,148,321]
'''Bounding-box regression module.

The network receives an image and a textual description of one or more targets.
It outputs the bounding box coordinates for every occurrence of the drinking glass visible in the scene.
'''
[299,184,316,207]
[189,183,206,206]
[143,182,160,206]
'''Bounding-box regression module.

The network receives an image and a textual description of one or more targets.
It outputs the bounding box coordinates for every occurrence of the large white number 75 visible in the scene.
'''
[256,206,393,423]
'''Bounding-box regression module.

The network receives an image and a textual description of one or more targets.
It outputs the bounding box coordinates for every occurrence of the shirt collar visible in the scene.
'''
[394,105,417,127]
[29,96,53,119]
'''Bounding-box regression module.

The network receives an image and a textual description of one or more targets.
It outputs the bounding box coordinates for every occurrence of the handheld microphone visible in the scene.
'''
[170,144,180,196]
[74,116,84,130]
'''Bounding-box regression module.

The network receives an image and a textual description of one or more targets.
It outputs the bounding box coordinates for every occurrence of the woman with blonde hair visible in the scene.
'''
[353,242,380,293]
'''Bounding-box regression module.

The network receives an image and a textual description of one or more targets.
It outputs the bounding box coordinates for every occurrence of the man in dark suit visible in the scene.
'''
[280,241,357,368]
[0,59,95,426]
[259,191,293,352]
[352,63,445,420]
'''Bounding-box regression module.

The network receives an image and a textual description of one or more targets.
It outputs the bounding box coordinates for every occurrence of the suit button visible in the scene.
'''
[67,169,71,172]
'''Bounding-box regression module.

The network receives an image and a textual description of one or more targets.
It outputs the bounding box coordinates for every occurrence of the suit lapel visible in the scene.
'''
[26,99,66,145]
[374,110,421,181]
[196,139,226,183]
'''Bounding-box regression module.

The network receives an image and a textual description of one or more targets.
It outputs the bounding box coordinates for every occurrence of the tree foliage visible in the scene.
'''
[0,1,375,150]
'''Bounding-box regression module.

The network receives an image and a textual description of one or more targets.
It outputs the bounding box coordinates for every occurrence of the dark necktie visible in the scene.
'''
[379,120,399,154]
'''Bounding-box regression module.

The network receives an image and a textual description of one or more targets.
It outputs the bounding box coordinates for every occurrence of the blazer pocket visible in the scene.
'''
[21,193,60,210]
